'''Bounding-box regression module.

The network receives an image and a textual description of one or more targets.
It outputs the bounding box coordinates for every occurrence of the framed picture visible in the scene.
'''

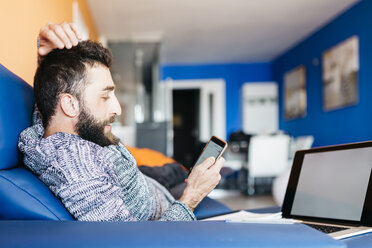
[322,36,359,111]
[284,65,307,120]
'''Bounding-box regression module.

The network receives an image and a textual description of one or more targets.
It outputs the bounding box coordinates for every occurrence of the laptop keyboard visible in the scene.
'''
[306,223,348,234]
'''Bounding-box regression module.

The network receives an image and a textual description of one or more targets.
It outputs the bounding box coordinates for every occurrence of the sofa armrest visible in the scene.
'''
[194,196,231,219]
[0,220,345,248]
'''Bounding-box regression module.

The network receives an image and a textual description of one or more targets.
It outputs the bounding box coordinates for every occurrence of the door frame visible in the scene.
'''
[164,78,226,142]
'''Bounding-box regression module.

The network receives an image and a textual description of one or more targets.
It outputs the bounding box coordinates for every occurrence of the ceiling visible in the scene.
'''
[86,0,359,64]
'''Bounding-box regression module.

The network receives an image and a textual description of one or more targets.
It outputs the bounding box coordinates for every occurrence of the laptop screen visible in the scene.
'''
[282,142,372,225]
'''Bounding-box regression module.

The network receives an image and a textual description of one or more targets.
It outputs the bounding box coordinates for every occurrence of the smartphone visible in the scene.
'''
[192,136,228,169]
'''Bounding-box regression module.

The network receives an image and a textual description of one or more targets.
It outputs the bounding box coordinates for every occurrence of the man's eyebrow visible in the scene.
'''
[102,86,115,92]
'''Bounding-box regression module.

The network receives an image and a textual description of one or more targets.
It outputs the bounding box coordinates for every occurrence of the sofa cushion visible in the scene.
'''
[0,167,74,220]
[194,196,231,219]
[0,64,34,170]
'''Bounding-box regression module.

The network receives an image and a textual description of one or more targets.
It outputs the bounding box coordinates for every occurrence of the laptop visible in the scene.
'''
[282,141,372,239]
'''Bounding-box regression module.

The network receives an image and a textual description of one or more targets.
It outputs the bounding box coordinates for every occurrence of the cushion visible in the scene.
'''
[0,64,34,169]
[0,167,74,220]
[194,196,231,219]
[127,146,177,167]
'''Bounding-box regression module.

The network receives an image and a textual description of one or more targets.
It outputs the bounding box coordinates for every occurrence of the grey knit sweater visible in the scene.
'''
[18,123,196,221]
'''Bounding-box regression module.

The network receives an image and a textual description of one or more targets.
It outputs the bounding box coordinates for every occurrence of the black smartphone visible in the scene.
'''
[192,136,228,170]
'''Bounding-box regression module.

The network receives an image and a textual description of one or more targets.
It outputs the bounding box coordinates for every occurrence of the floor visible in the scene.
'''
[208,189,277,211]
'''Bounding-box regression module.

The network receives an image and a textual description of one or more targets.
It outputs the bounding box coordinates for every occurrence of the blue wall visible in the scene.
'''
[161,62,272,139]
[272,0,372,147]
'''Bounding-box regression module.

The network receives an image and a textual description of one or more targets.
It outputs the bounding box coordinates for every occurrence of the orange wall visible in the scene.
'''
[0,0,98,85]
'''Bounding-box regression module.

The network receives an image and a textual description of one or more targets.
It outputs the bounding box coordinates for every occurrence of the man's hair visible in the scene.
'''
[34,40,113,128]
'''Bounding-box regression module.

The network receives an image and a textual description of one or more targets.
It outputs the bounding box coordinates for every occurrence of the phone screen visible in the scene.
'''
[194,137,226,167]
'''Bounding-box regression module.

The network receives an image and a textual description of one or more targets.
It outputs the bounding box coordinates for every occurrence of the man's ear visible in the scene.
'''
[59,94,80,118]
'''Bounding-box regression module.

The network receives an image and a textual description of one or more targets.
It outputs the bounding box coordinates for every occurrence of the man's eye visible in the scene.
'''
[102,96,110,101]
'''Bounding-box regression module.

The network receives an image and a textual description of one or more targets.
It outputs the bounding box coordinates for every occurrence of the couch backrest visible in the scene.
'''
[0,64,73,220]
[0,168,74,220]
[0,64,34,170]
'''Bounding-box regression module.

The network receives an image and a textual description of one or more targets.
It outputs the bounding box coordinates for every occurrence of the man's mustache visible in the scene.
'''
[103,116,116,126]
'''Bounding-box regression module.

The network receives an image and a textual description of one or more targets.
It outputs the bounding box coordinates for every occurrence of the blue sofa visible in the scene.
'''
[0,63,350,247]
[0,63,232,221]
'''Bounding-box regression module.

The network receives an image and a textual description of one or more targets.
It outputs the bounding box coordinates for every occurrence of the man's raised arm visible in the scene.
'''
[37,22,82,65]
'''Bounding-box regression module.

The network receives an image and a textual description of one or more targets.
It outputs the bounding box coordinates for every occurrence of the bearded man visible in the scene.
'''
[18,23,224,221]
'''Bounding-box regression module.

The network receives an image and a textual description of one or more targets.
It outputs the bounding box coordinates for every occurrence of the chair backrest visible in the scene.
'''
[248,134,290,177]
[293,135,314,151]
[0,64,73,220]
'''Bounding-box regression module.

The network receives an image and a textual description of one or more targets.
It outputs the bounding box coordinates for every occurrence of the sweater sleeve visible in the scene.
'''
[42,141,138,222]
[159,201,197,221]
[56,174,138,222]
[143,176,196,221]
[106,144,196,221]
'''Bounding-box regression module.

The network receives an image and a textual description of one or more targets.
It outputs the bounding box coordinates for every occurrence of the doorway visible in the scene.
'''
[173,89,200,168]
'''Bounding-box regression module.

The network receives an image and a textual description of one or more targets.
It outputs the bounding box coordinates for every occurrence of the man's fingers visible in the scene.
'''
[38,46,49,57]
[38,29,64,55]
[70,23,82,40]
[208,158,223,186]
[42,27,64,49]
[196,157,215,171]
[208,157,224,173]
[62,22,79,46]
[216,157,225,167]
[216,157,225,169]
[38,22,82,60]
[53,25,72,49]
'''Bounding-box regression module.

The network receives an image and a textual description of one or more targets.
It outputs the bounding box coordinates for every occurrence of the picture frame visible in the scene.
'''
[284,65,307,120]
[322,36,359,111]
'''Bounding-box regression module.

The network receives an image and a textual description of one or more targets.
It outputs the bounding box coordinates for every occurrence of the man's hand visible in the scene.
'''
[38,22,82,57]
[179,157,224,211]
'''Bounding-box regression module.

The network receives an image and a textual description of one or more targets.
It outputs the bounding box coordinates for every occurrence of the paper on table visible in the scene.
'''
[202,210,296,224]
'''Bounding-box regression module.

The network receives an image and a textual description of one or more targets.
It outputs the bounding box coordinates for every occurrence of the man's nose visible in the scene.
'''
[112,95,122,116]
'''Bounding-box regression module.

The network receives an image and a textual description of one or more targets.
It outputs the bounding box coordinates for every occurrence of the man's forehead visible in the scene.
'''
[85,65,115,91]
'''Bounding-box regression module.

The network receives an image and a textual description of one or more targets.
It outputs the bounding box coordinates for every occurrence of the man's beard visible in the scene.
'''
[75,106,120,147]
